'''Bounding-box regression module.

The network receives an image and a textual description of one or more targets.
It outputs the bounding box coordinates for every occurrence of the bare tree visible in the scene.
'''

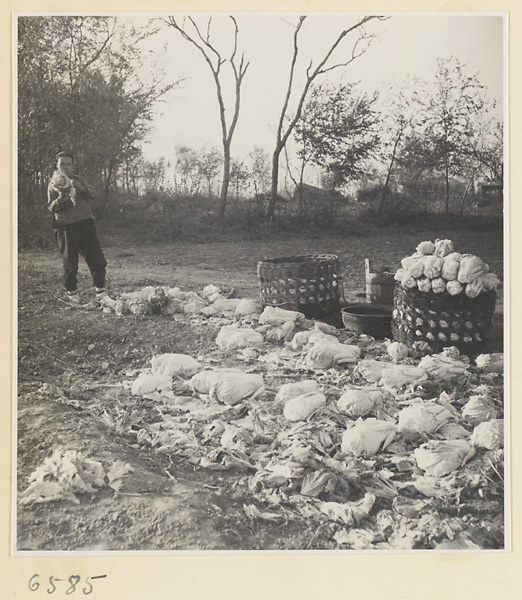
[422,56,487,216]
[174,145,202,195]
[470,116,503,182]
[248,146,270,196]
[230,158,250,199]
[377,79,424,217]
[164,16,249,221]
[287,118,316,218]
[198,147,223,197]
[266,15,387,220]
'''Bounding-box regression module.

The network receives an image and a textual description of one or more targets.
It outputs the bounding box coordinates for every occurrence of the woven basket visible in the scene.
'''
[392,283,496,352]
[257,254,342,318]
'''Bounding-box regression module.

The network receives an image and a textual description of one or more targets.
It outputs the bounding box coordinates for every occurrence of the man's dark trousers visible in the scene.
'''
[54,218,107,292]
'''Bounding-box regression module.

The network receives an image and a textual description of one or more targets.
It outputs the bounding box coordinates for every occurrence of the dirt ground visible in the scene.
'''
[16,228,505,551]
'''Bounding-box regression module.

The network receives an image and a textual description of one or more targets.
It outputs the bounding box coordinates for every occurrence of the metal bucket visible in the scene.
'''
[365,259,396,306]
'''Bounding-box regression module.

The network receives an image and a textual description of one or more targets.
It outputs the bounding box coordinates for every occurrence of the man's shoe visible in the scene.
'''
[66,291,82,305]
[94,287,108,302]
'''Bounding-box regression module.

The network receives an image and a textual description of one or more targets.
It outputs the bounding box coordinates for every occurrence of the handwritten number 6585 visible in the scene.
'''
[28,574,99,594]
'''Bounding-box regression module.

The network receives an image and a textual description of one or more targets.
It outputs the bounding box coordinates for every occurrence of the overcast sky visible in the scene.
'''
[132,12,505,164]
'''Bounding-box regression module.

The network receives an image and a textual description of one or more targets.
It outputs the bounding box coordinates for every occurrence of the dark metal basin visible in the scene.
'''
[341,303,393,339]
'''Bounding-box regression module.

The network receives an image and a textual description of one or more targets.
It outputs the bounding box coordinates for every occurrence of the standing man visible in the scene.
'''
[47,151,107,304]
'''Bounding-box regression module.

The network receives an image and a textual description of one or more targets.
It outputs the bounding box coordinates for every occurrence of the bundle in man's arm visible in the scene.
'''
[47,186,76,213]
[49,170,76,206]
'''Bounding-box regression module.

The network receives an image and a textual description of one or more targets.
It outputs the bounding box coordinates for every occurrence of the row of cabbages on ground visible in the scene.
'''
[394,239,500,298]
[125,297,503,504]
[98,283,265,317]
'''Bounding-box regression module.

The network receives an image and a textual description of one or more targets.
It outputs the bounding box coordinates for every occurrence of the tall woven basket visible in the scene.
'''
[392,283,496,353]
[257,254,342,318]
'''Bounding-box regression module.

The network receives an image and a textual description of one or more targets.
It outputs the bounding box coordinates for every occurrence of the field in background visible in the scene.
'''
[18,188,504,251]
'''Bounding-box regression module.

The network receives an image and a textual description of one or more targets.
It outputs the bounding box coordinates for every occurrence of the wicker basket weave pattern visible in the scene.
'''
[392,284,496,350]
[257,254,341,317]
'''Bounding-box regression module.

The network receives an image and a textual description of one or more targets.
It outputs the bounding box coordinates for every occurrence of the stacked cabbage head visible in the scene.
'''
[394,239,499,298]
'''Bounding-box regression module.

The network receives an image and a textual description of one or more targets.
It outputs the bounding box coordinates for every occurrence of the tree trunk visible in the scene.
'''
[395,168,423,213]
[459,170,475,217]
[328,181,337,225]
[298,162,306,218]
[444,161,450,217]
[378,131,402,218]
[219,145,231,222]
[102,159,115,218]
[125,165,130,194]
[267,148,281,221]
[378,166,392,218]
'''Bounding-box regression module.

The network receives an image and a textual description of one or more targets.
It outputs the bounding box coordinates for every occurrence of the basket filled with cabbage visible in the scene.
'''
[391,239,499,352]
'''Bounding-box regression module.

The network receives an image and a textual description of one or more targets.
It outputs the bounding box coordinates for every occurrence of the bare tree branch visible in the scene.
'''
[78,23,115,80]
[267,14,387,219]
[230,16,239,64]
[66,22,75,89]
[188,16,223,67]
[167,17,221,74]
[280,16,384,150]
[277,16,306,144]
[307,16,377,79]
[206,18,212,44]
[164,14,249,220]
[64,17,116,91]
[227,46,249,141]
[316,33,373,75]
[283,143,298,188]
